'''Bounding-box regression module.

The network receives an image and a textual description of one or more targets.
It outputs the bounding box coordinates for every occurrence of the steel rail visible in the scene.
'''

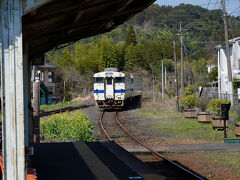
[99,111,112,141]
[114,111,204,180]
[39,103,94,117]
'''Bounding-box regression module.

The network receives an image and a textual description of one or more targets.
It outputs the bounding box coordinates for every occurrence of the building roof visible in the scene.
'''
[23,0,155,61]
[216,36,240,49]
[38,61,58,69]
[229,37,240,44]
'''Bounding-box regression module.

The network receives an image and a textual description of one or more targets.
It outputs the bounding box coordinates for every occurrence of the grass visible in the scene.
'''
[138,108,235,143]
[40,101,82,112]
[201,152,240,176]
[137,100,240,177]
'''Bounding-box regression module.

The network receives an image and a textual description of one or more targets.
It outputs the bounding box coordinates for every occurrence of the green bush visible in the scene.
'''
[196,97,209,111]
[184,85,197,96]
[234,116,240,123]
[207,99,231,116]
[40,111,94,141]
[181,94,196,108]
[65,92,72,101]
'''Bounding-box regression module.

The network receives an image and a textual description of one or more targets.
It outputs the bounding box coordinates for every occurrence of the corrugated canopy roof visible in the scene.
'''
[23,0,155,61]
[38,61,58,69]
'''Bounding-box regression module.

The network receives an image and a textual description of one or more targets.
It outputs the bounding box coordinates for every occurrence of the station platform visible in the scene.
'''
[32,141,163,180]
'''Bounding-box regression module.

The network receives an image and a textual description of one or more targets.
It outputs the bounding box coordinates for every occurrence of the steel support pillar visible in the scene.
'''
[0,0,25,179]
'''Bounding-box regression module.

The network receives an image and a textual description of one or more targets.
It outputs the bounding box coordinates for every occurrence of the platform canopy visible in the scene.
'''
[23,0,155,61]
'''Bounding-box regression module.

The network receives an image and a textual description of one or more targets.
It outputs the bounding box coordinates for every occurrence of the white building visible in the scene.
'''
[217,37,240,100]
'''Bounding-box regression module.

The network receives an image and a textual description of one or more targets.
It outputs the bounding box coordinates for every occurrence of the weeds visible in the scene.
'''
[202,152,240,176]
[40,111,94,141]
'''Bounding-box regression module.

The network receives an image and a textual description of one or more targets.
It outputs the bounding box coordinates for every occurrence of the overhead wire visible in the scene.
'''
[177,0,222,46]
[223,0,240,39]
[213,0,220,9]
[206,0,212,9]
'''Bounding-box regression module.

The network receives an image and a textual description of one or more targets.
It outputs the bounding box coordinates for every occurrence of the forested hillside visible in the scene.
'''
[47,3,240,99]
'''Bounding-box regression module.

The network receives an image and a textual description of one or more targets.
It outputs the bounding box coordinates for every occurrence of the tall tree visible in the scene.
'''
[125,25,137,46]
[124,44,143,71]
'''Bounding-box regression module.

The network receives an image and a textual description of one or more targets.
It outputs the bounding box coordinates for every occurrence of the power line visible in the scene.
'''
[190,41,224,44]
[228,6,240,15]
[213,0,220,9]
[197,1,221,6]
[182,42,192,54]
[206,0,212,9]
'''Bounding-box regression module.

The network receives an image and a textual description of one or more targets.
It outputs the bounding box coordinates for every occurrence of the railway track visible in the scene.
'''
[39,103,95,117]
[39,97,151,117]
[99,110,205,180]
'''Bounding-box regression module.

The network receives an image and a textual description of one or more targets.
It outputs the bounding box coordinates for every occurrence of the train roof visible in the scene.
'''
[94,71,143,79]
[94,71,125,77]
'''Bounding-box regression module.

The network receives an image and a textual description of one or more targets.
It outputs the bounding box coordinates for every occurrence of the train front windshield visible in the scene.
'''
[94,77,104,83]
[114,77,125,83]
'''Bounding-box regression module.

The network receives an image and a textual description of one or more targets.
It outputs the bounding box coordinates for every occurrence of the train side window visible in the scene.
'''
[94,77,104,83]
[106,77,112,85]
[115,77,125,83]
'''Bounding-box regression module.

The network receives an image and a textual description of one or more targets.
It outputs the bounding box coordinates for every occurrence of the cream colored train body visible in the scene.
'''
[93,68,142,108]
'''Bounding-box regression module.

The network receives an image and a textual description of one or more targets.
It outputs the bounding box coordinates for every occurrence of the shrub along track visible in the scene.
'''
[99,110,205,180]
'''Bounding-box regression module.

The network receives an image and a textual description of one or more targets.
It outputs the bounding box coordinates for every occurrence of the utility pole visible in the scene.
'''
[173,41,179,111]
[184,50,194,85]
[165,67,167,86]
[162,61,164,99]
[63,80,66,102]
[179,22,185,92]
[152,76,155,103]
[32,66,40,143]
[221,0,233,103]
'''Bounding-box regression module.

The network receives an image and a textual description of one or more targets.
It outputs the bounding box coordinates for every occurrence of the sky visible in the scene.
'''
[155,0,240,16]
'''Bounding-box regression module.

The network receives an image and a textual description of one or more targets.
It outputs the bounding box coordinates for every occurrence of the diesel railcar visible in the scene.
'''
[93,68,142,108]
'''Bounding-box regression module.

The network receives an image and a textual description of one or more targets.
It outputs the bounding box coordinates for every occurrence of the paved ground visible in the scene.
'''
[32,141,162,180]
[123,143,240,153]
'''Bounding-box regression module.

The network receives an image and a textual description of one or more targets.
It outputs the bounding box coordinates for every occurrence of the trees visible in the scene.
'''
[209,67,218,82]
[46,3,240,97]
[124,44,143,71]
[125,25,137,46]
[192,58,208,75]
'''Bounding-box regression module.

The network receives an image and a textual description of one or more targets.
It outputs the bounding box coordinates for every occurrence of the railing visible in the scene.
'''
[201,92,240,105]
